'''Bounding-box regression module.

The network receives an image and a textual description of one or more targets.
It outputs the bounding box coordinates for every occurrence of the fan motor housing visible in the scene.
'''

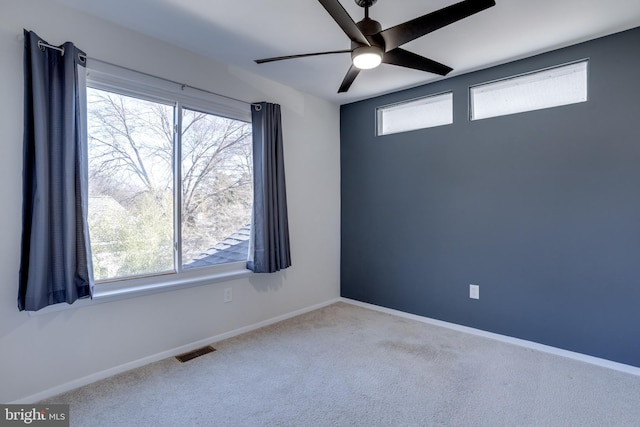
[356,17,382,36]
[355,0,377,7]
[354,17,385,52]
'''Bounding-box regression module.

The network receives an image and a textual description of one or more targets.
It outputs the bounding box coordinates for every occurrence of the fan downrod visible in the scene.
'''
[355,0,377,7]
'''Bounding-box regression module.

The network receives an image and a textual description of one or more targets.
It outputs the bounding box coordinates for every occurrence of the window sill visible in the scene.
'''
[27,263,253,317]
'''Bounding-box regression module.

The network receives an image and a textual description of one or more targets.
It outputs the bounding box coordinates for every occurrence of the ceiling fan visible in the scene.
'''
[255,0,496,93]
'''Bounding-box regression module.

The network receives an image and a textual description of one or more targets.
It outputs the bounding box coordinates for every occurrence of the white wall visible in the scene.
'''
[0,0,341,403]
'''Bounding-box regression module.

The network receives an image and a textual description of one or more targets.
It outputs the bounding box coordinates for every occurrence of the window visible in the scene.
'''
[377,92,453,136]
[470,60,588,120]
[86,65,252,287]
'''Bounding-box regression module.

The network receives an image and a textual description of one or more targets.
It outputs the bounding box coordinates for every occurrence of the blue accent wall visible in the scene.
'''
[340,27,640,367]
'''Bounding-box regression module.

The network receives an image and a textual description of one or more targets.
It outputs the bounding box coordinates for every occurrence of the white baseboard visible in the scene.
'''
[341,297,640,377]
[12,298,342,404]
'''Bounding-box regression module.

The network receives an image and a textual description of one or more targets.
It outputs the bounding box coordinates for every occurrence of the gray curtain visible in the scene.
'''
[19,30,93,311]
[249,102,292,273]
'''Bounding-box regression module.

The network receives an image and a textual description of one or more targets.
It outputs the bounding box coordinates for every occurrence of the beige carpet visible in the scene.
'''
[43,302,640,426]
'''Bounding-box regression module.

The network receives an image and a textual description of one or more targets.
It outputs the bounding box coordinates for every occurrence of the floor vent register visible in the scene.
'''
[175,345,216,363]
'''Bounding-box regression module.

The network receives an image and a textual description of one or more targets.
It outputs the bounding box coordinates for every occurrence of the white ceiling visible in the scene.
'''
[55,0,640,104]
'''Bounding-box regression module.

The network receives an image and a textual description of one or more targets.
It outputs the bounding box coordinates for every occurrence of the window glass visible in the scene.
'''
[470,60,588,120]
[87,88,174,280]
[181,108,253,269]
[377,92,453,136]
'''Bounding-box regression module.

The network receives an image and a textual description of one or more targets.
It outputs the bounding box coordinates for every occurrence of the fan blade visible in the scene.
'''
[255,50,351,64]
[380,0,496,51]
[318,0,370,46]
[382,48,453,76]
[338,65,361,93]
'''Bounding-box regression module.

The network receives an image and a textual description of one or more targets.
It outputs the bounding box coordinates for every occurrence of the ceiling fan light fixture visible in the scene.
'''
[255,0,497,93]
[352,45,383,69]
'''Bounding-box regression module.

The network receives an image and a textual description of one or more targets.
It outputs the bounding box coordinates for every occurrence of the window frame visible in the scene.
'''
[85,61,254,302]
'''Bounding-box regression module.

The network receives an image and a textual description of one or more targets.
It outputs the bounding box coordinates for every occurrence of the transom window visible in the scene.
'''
[470,60,588,120]
[86,71,252,283]
[376,92,453,136]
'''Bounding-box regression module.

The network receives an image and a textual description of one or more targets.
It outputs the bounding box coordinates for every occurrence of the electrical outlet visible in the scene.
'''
[224,287,232,303]
[469,284,479,300]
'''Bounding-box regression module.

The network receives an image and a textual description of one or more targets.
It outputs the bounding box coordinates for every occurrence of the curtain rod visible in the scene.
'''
[31,38,261,109]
